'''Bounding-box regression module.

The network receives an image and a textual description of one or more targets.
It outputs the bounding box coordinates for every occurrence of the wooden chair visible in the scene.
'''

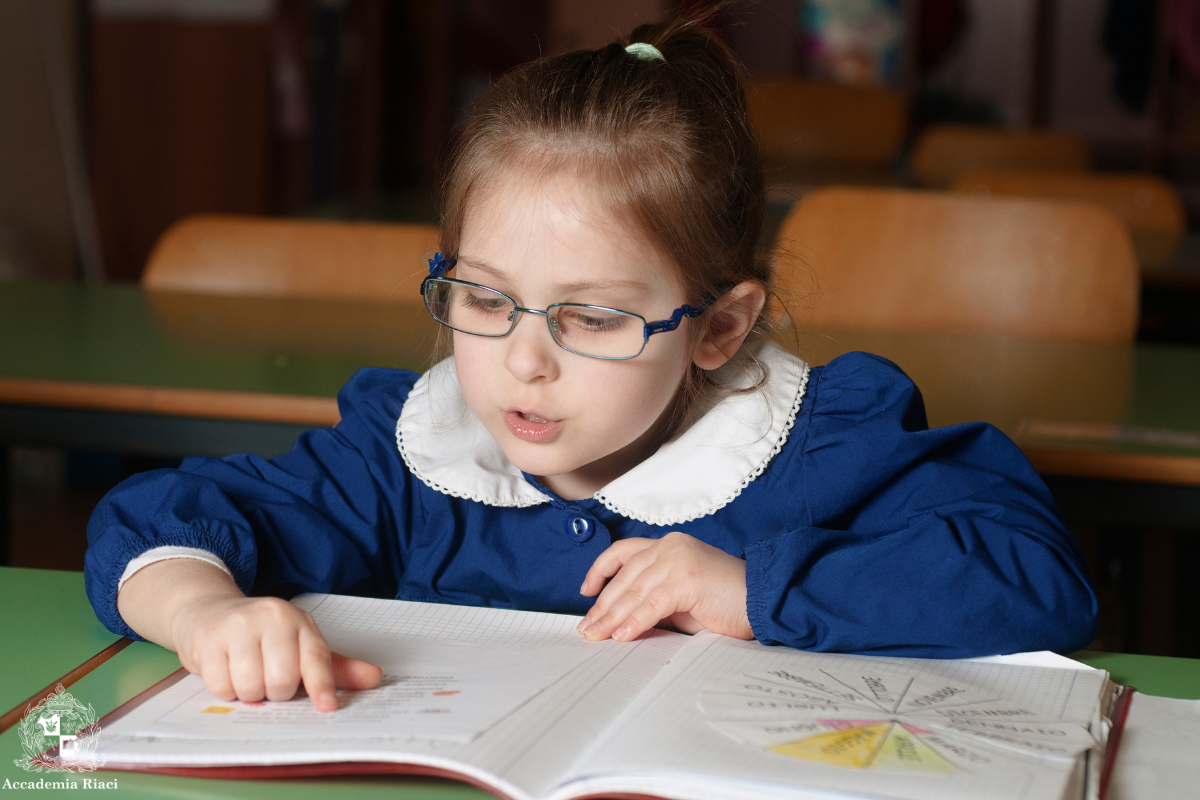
[911,125,1089,188]
[747,78,906,184]
[773,187,1139,342]
[952,170,1185,269]
[142,215,442,358]
[143,214,440,301]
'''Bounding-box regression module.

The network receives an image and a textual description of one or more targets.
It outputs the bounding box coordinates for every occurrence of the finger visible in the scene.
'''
[200,649,235,701]
[332,653,383,690]
[610,587,682,642]
[582,562,674,641]
[580,545,661,629]
[177,649,200,675]
[579,538,654,597]
[227,638,266,702]
[298,626,338,712]
[261,628,302,702]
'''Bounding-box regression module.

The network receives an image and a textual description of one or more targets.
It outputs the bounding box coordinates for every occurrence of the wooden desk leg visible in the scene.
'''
[0,444,9,566]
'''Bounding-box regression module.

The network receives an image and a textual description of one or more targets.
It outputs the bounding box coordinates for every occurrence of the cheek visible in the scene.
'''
[581,351,689,428]
[451,334,497,407]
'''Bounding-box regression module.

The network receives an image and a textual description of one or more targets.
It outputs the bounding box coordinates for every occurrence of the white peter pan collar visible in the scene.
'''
[395,340,811,526]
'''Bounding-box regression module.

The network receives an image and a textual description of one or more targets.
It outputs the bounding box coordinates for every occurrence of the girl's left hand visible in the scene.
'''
[577,532,754,642]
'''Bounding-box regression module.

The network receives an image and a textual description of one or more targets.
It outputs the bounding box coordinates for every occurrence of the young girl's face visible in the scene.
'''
[453,166,696,499]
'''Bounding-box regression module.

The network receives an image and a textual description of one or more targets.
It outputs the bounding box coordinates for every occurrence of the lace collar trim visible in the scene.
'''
[395,341,811,525]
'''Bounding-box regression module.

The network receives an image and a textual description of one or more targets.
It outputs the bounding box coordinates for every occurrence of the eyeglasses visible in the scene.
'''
[420,253,712,360]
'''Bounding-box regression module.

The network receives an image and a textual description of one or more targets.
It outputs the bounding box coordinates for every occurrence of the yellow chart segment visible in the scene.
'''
[770,723,958,774]
[874,725,957,774]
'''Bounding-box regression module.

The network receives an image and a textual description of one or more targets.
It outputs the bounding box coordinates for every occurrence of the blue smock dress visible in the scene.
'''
[84,343,1098,658]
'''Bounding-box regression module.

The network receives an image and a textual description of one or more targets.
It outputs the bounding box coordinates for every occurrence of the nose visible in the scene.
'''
[502,310,560,383]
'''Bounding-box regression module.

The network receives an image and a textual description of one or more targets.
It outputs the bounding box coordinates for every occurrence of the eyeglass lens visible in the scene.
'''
[424,278,646,359]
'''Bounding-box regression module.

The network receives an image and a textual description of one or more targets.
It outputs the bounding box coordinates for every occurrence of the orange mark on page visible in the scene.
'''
[432,690,461,697]
[202,706,235,714]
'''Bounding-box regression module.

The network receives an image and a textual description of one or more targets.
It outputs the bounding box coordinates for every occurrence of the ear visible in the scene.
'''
[692,281,767,371]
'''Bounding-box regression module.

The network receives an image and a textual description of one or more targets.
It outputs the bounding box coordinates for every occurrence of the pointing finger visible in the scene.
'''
[332,653,383,691]
[298,627,338,712]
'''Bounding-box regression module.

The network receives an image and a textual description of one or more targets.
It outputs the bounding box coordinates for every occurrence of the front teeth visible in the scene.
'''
[526,414,548,423]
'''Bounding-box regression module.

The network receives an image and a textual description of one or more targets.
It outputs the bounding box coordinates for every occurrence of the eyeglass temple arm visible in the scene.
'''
[644,294,717,337]
[421,252,457,294]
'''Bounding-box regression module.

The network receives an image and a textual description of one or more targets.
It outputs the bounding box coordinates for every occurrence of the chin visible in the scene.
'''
[499,441,583,481]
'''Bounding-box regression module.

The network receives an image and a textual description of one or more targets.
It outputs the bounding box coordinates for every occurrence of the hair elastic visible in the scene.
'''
[625,42,665,62]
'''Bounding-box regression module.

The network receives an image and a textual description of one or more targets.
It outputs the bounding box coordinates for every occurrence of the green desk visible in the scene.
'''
[1075,650,1200,699]
[0,281,433,459]
[2,568,1198,798]
[0,568,125,725]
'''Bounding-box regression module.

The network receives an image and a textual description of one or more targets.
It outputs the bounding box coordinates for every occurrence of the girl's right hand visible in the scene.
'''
[170,594,383,712]
[117,559,382,712]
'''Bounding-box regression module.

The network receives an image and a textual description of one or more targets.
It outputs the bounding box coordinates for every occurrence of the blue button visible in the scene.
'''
[565,514,596,543]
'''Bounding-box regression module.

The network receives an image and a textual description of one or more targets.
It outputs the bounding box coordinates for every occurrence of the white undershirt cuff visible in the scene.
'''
[117,546,235,592]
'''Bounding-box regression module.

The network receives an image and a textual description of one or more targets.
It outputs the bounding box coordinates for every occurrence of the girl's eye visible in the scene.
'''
[560,309,629,333]
[461,292,509,313]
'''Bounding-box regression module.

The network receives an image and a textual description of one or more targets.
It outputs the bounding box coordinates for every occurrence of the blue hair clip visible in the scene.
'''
[420,252,457,295]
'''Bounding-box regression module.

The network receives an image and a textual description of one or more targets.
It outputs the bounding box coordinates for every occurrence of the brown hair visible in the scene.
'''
[435,9,773,439]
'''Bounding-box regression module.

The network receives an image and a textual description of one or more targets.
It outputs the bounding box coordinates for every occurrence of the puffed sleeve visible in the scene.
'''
[84,367,420,639]
[742,352,1098,658]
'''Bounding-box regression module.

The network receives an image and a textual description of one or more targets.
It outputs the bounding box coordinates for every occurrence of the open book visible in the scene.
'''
[92,594,1130,800]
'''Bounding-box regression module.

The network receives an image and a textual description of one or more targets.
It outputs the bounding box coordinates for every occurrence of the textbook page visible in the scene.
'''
[96,595,689,800]
[552,633,1110,800]
[125,639,592,742]
[1106,694,1200,800]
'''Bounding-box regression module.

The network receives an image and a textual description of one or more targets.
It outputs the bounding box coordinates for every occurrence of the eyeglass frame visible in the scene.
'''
[420,252,715,361]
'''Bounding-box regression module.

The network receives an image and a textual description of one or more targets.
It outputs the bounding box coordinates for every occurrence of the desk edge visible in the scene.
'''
[0,378,341,427]
[1022,447,1200,487]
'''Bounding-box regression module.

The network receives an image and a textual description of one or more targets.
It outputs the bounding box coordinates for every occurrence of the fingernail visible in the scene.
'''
[579,621,599,637]
[578,581,587,594]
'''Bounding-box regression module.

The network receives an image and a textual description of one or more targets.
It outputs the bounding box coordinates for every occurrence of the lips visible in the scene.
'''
[504,409,563,442]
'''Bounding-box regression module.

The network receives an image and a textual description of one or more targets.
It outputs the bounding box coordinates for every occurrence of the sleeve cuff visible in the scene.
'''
[117,546,235,592]
[743,537,776,646]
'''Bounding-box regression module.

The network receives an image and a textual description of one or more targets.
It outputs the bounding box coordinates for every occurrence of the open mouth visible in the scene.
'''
[504,410,563,442]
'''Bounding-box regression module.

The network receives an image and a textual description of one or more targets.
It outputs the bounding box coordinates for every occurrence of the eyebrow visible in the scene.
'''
[456,257,652,294]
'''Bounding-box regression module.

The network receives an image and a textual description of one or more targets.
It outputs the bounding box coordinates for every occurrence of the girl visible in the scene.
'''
[86,16,1097,713]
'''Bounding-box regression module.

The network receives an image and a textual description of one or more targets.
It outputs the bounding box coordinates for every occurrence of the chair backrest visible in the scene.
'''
[773,188,1139,342]
[911,124,1089,188]
[747,78,906,169]
[143,214,441,303]
[952,169,1185,268]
